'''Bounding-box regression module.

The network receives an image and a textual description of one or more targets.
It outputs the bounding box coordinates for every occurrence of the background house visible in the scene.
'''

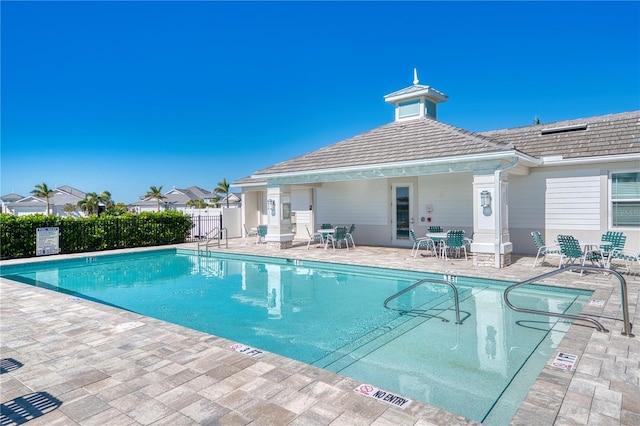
[1,193,24,214]
[130,186,219,213]
[3,185,86,217]
[129,186,243,238]
[233,75,639,267]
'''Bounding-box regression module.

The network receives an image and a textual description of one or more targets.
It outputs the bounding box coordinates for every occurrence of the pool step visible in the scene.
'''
[314,287,475,371]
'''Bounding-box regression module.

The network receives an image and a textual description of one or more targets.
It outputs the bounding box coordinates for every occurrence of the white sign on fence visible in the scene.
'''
[36,227,60,256]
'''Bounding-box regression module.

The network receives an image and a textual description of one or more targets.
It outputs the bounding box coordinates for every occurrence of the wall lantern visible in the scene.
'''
[480,190,492,208]
[267,199,276,216]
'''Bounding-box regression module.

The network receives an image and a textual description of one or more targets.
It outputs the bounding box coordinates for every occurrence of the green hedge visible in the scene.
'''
[0,212,193,260]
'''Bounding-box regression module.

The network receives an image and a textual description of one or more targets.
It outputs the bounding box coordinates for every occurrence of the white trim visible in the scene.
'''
[254,151,539,179]
[542,153,640,166]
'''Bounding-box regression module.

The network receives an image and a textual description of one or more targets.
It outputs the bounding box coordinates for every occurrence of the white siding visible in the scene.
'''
[546,176,600,230]
[316,180,388,225]
[416,173,473,230]
[509,174,546,229]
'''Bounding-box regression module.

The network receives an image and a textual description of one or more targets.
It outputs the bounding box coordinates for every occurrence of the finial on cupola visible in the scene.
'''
[413,68,419,85]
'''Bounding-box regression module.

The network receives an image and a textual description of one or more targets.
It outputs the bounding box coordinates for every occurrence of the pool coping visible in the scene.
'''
[1,242,638,425]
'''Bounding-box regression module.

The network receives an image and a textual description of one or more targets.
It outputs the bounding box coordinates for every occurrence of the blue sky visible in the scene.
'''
[2,1,638,204]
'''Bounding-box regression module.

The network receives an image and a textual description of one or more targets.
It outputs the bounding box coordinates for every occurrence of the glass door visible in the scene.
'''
[392,183,413,244]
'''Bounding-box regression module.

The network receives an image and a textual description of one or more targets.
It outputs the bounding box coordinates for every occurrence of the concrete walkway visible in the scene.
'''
[1,240,638,425]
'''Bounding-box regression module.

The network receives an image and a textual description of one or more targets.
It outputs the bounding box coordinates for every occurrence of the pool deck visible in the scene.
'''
[1,240,638,425]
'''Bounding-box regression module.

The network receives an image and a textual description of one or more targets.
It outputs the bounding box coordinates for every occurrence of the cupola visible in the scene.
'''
[384,69,448,121]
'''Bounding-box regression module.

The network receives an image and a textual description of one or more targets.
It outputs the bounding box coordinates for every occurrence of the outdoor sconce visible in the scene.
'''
[267,199,276,216]
[480,190,492,208]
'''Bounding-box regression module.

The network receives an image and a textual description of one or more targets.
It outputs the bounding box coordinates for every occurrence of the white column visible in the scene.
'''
[265,185,294,249]
[470,174,513,267]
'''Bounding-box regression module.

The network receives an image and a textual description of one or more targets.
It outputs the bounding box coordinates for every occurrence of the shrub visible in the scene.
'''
[0,212,193,260]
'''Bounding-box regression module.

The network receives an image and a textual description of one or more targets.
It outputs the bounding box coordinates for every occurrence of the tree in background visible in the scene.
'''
[63,203,77,217]
[186,199,209,209]
[30,182,55,215]
[77,191,113,215]
[145,186,166,212]
[214,178,230,208]
[105,202,129,215]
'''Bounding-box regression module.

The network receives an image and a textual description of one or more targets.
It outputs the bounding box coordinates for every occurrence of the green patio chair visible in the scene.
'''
[441,230,467,261]
[346,224,356,248]
[556,235,602,273]
[243,224,258,245]
[606,248,639,273]
[531,231,560,268]
[320,223,333,229]
[600,231,626,259]
[428,226,443,233]
[410,228,436,258]
[327,226,349,251]
[256,225,268,244]
[305,225,323,249]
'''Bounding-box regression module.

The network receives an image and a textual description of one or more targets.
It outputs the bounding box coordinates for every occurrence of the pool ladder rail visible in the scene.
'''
[504,265,634,337]
[383,277,465,325]
[197,227,228,254]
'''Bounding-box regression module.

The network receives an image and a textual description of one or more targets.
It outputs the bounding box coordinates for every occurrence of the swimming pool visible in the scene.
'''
[0,248,592,424]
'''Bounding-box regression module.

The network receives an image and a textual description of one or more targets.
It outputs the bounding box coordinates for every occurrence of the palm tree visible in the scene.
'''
[31,182,55,215]
[99,191,114,211]
[63,203,77,217]
[214,178,231,208]
[186,199,209,209]
[145,185,166,211]
[78,192,100,215]
[104,202,128,216]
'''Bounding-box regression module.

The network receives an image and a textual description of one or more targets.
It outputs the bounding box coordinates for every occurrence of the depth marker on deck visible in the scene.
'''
[229,343,264,357]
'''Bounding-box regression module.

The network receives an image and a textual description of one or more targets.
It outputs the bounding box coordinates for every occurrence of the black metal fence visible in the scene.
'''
[0,213,195,260]
[186,214,223,242]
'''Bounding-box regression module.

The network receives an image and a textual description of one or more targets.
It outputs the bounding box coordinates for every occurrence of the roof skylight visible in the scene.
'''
[540,124,588,135]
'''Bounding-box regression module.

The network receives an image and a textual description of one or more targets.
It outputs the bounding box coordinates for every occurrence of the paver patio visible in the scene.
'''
[1,240,638,425]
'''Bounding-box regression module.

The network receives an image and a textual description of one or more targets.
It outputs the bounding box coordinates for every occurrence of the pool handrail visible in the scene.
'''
[197,227,228,254]
[384,278,463,324]
[503,265,634,337]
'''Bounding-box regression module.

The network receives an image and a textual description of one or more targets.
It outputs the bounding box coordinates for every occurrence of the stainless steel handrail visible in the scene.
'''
[384,278,463,324]
[197,227,228,254]
[504,265,633,337]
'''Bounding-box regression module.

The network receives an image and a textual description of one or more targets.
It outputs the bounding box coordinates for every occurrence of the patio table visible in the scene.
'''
[318,228,335,249]
[581,240,611,267]
[426,232,447,257]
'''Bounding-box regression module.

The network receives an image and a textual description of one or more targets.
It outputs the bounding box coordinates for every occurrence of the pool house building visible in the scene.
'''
[233,73,639,267]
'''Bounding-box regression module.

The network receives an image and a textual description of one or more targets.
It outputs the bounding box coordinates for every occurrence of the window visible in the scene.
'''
[398,100,420,119]
[611,172,640,227]
[424,99,436,119]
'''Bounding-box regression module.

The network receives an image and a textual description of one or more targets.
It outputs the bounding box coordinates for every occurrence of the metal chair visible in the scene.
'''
[441,230,467,261]
[327,226,349,251]
[600,231,626,261]
[557,235,602,273]
[256,225,268,244]
[243,224,258,245]
[409,229,436,258]
[346,224,356,248]
[606,248,639,272]
[305,225,323,249]
[531,231,560,268]
[428,226,443,233]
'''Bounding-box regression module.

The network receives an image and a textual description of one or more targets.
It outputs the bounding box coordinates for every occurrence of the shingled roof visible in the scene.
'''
[235,110,639,186]
[254,116,514,176]
[480,111,640,159]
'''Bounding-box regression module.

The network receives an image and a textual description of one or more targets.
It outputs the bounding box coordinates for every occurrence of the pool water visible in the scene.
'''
[0,249,592,424]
